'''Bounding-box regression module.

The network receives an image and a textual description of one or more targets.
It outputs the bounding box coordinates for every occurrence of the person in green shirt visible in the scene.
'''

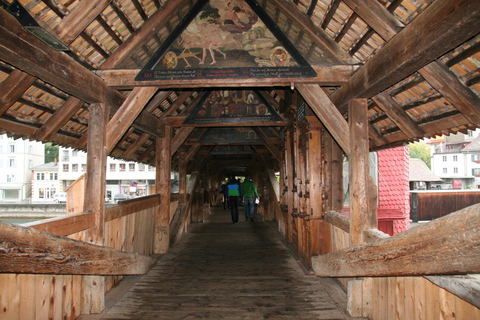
[241,174,259,222]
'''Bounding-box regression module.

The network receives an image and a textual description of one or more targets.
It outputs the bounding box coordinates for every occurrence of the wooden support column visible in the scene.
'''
[285,127,294,244]
[83,103,108,314]
[347,98,370,318]
[154,126,172,254]
[348,98,370,246]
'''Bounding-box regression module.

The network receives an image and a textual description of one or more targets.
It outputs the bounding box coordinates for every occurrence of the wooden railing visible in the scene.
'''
[0,193,182,319]
[318,206,480,319]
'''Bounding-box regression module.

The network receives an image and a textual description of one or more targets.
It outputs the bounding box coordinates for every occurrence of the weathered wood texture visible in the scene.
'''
[0,195,162,318]
[410,190,480,221]
[77,206,349,320]
[313,203,480,277]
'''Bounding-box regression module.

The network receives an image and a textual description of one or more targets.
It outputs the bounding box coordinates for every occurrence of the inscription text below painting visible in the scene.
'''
[135,0,316,81]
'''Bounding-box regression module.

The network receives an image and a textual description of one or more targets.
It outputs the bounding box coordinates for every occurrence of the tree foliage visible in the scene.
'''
[409,142,431,169]
[45,142,58,163]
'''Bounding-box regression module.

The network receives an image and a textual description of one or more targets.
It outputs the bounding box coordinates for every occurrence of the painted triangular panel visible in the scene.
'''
[184,89,282,124]
[135,0,316,81]
[199,127,265,144]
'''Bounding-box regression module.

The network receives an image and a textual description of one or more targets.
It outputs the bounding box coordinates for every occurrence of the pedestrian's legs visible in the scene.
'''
[230,196,239,223]
[248,197,255,220]
[244,198,249,221]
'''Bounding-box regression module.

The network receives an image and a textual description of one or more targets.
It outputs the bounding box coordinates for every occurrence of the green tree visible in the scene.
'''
[409,142,431,169]
[45,142,58,163]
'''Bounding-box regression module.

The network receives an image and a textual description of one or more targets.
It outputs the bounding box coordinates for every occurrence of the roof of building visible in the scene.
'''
[30,162,58,171]
[409,158,442,182]
[462,135,480,152]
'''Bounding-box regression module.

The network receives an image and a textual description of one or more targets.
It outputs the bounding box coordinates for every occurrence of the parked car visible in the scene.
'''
[113,193,132,203]
[53,192,67,203]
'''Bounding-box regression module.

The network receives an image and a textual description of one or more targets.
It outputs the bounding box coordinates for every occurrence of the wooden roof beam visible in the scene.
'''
[101,0,191,69]
[257,128,282,162]
[270,0,356,64]
[33,97,85,141]
[96,65,357,89]
[372,91,424,139]
[121,132,151,158]
[296,83,351,156]
[331,0,480,113]
[105,87,159,154]
[54,0,112,45]
[0,8,125,108]
[419,61,480,124]
[171,127,195,155]
[343,0,404,42]
[0,70,36,117]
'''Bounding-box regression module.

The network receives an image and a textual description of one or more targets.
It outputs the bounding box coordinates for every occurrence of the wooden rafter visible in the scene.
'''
[171,127,195,155]
[330,0,480,113]
[372,92,424,139]
[0,70,36,117]
[33,97,85,141]
[101,0,191,69]
[106,87,158,154]
[419,61,480,124]
[270,0,356,64]
[54,0,112,45]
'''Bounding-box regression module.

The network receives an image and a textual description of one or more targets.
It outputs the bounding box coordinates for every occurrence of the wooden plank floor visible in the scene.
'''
[79,206,353,320]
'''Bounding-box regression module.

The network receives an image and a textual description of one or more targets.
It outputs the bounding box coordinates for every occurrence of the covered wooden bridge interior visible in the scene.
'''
[1,0,480,318]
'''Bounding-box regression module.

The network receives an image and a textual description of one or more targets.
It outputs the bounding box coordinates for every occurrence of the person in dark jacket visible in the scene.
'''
[226,176,242,223]
[219,180,229,209]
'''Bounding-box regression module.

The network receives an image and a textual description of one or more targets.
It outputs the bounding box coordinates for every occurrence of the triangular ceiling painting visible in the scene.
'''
[199,127,265,144]
[184,89,282,124]
[135,0,316,81]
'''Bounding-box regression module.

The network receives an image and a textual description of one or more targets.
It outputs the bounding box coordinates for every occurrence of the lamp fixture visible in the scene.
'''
[7,1,69,51]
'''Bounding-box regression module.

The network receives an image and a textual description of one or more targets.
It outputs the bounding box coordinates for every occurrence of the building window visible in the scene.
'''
[472,154,480,162]
[472,168,480,176]
[63,164,69,172]
[39,188,44,199]
[7,174,14,182]
[139,164,145,171]
[119,163,126,171]
[110,163,116,171]
[9,145,15,153]
[148,165,155,171]
[36,173,45,180]
[72,150,78,156]
[453,155,458,161]
[129,163,135,171]
[62,150,69,161]
[72,164,78,172]
[50,173,58,180]
[442,155,447,161]
[443,168,447,174]
[9,159,15,168]
[81,164,86,172]
[454,167,458,173]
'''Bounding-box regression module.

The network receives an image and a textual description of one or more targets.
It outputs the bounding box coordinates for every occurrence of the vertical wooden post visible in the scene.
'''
[347,98,369,318]
[285,128,294,243]
[179,149,187,205]
[82,103,108,314]
[331,138,344,212]
[154,125,172,254]
[348,98,369,246]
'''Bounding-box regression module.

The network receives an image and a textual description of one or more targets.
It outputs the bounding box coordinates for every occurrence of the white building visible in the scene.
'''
[430,130,480,189]
[30,162,60,201]
[0,134,44,201]
[58,147,160,200]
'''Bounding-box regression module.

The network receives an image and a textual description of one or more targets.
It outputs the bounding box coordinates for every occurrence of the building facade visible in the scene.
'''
[430,130,480,189]
[58,147,159,201]
[30,162,60,201]
[0,134,44,201]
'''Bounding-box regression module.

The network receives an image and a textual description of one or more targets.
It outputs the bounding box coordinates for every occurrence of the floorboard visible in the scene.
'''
[79,206,354,320]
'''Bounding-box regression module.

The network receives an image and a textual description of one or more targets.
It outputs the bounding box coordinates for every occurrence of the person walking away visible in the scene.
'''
[226,176,242,223]
[241,175,259,222]
[220,180,229,209]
